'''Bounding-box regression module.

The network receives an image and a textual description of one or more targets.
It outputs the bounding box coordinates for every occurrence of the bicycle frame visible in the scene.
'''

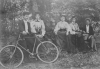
[16,34,38,55]
[0,33,59,68]
[17,34,47,55]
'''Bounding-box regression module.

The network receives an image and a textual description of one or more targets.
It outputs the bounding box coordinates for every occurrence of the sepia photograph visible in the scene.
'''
[0,0,100,69]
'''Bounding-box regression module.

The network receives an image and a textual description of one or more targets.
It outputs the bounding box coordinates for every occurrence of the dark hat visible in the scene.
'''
[85,18,91,22]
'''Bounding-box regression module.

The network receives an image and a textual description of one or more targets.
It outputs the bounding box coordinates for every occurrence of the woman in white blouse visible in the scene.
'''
[69,17,88,53]
[69,17,80,49]
[30,13,45,37]
[54,16,76,53]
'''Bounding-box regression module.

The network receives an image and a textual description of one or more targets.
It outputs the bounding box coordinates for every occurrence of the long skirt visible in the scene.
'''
[56,32,76,53]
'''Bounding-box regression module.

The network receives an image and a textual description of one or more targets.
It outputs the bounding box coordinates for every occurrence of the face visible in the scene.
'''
[51,18,55,23]
[61,16,65,21]
[72,18,76,23]
[24,15,29,21]
[86,20,90,25]
[35,14,40,19]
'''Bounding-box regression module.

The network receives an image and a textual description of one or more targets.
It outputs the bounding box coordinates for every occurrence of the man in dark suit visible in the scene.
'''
[82,18,94,50]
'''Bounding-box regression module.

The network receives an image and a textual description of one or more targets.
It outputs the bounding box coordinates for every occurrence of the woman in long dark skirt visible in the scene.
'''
[54,16,76,54]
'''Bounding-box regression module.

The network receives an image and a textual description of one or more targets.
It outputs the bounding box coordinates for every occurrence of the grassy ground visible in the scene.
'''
[0,36,100,69]
[1,48,100,69]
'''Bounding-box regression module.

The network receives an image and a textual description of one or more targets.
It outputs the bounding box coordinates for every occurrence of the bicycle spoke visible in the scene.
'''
[37,41,59,63]
[0,45,24,68]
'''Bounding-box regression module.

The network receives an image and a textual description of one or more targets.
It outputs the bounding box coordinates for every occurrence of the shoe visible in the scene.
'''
[29,54,37,60]
[29,54,35,58]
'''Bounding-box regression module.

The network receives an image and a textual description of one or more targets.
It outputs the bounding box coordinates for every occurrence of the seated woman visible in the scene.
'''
[69,16,80,48]
[93,21,100,51]
[54,15,76,53]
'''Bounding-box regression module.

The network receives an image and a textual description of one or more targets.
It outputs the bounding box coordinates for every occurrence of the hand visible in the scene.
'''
[83,31,86,33]
[54,31,57,35]
[79,30,82,32]
[75,32,79,34]
[22,31,28,35]
[88,35,92,39]
[31,30,36,34]
[66,32,69,35]
[36,34,43,38]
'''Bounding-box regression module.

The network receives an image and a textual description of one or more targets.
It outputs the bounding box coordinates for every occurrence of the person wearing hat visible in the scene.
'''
[82,18,94,51]
[18,13,34,52]
[22,13,33,34]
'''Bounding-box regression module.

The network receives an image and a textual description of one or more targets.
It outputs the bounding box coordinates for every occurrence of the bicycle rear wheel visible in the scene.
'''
[0,45,24,68]
[36,41,59,63]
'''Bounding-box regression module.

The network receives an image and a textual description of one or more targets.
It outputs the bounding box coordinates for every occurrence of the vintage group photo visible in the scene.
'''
[0,0,100,69]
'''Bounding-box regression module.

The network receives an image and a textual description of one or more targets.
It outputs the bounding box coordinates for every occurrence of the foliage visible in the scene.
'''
[1,0,100,42]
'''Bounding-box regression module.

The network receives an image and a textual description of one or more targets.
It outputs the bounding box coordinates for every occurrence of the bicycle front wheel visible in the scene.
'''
[36,41,59,63]
[0,45,24,68]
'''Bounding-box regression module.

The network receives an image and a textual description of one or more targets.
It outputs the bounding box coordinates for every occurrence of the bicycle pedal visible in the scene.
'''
[27,49,30,52]
[29,54,35,58]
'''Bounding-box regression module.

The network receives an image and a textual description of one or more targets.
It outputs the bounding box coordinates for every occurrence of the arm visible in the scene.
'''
[68,26,76,35]
[76,23,80,31]
[41,20,46,36]
[30,21,36,33]
[89,26,94,39]
[91,26,94,35]
[24,21,28,33]
[66,23,75,35]
[54,22,60,35]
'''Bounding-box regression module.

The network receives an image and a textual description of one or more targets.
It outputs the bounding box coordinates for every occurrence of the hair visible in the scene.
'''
[85,18,91,22]
[34,12,42,19]
[60,15,66,20]
[70,16,77,22]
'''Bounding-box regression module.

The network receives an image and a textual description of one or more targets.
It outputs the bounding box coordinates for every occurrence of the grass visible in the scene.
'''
[1,37,100,69]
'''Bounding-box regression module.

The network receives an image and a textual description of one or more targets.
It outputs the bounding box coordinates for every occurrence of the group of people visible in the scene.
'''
[19,13,96,54]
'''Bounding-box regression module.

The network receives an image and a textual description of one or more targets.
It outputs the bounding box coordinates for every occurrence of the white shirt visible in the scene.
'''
[69,23,79,34]
[54,21,71,35]
[86,25,89,33]
[30,19,45,36]
[69,24,75,34]
[23,20,29,33]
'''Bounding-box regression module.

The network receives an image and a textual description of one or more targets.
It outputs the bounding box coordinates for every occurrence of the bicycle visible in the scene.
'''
[0,33,59,68]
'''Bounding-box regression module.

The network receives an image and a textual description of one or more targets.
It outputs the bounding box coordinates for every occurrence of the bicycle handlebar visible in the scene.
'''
[18,32,42,40]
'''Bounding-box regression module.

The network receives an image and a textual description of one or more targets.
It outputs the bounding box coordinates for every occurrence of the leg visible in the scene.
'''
[87,37,93,51]
[25,36,35,53]
[19,34,28,49]
[91,37,96,51]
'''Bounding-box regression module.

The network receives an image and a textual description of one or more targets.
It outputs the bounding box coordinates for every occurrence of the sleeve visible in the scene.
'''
[67,24,75,35]
[24,21,28,33]
[41,20,46,36]
[90,26,94,35]
[76,23,80,31]
[54,22,60,34]
[30,21,36,33]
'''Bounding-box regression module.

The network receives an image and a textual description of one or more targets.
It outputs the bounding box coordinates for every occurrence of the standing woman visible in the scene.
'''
[54,16,76,53]
[29,13,46,52]
[30,13,45,37]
